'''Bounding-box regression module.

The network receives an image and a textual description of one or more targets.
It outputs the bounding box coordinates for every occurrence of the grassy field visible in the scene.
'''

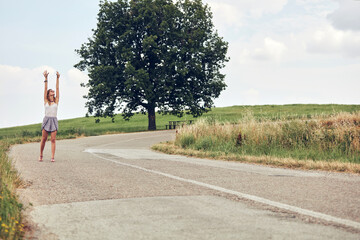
[178,112,360,162]
[1,104,359,140]
[202,104,360,122]
[0,112,195,140]
[0,104,360,239]
[155,111,360,173]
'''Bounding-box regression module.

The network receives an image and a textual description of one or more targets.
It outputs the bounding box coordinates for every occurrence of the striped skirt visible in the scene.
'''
[42,116,58,132]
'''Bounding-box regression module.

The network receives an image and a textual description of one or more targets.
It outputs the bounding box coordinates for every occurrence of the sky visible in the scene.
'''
[0,0,359,128]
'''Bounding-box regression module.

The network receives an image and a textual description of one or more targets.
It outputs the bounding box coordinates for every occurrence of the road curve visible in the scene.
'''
[10,130,360,239]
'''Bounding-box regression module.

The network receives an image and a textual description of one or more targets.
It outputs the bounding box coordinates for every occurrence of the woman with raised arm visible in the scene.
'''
[39,70,60,162]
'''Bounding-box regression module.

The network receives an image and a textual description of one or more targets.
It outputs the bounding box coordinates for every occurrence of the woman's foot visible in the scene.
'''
[39,155,43,162]
[51,158,55,162]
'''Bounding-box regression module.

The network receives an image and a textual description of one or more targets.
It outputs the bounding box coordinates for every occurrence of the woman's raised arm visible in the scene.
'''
[56,71,60,104]
[43,70,49,104]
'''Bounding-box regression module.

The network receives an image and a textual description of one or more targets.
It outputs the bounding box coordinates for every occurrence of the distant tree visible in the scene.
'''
[75,0,229,130]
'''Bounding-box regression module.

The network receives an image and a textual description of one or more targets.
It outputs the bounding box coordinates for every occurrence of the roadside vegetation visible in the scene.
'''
[153,109,360,174]
[1,104,358,140]
[0,140,24,239]
[0,104,359,238]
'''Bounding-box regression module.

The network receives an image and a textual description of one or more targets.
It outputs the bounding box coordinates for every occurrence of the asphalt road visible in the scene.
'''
[10,130,360,239]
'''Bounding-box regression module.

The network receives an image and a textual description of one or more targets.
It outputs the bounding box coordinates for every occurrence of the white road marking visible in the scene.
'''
[85,148,325,178]
[85,150,360,230]
[93,132,174,148]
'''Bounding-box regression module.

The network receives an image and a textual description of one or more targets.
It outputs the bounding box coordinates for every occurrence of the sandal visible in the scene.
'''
[39,155,43,162]
[51,158,55,162]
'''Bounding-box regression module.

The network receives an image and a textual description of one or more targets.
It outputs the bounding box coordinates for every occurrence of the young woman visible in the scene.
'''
[39,70,60,162]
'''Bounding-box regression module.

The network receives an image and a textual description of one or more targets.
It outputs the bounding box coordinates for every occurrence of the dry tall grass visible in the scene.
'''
[152,142,360,173]
[174,112,360,163]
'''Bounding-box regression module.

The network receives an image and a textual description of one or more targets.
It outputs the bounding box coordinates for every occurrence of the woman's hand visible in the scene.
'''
[56,71,60,103]
[43,70,49,80]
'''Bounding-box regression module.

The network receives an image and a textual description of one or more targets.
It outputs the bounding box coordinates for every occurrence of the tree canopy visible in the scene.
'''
[75,0,229,130]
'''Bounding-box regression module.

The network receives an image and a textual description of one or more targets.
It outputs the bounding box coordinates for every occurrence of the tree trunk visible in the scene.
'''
[147,106,156,131]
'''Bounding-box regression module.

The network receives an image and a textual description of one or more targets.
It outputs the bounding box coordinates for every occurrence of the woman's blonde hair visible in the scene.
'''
[47,89,56,103]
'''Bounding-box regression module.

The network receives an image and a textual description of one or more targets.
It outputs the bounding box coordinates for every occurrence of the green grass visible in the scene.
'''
[0,112,195,140]
[0,140,24,239]
[205,104,360,122]
[1,104,359,140]
[0,104,360,239]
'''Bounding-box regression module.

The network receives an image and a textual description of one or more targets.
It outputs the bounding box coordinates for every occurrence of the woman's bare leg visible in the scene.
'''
[40,129,48,158]
[50,130,57,159]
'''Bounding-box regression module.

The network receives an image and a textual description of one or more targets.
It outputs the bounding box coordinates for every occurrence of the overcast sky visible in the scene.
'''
[0,0,359,128]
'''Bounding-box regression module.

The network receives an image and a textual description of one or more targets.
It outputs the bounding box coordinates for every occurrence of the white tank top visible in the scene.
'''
[45,103,58,117]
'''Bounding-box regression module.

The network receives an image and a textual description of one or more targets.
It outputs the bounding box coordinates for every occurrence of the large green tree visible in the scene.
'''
[75,0,228,130]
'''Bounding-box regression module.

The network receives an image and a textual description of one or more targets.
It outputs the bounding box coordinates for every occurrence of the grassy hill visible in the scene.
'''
[1,104,360,139]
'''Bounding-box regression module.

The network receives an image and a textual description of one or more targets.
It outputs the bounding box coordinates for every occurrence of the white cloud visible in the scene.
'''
[67,68,88,84]
[242,89,260,105]
[232,0,288,18]
[239,37,287,62]
[296,0,338,17]
[327,0,360,31]
[0,65,88,128]
[255,38,287,61]
[205,0,287,29]
[208,2,243,28]
[244,0,288,18]
[215,62,360,107]
[306,25,360,57]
